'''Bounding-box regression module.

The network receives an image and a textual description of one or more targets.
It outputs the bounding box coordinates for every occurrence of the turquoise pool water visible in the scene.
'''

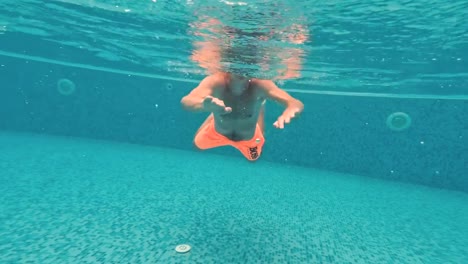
[1,132,468,263]
[1,0,467,263]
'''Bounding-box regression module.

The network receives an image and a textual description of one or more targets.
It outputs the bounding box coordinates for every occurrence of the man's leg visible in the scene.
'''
[193,113,214,149]
[195,113,214,135]
[257,102,265,133]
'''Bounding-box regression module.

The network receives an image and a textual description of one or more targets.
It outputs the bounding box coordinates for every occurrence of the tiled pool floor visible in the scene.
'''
[1,132,467,263]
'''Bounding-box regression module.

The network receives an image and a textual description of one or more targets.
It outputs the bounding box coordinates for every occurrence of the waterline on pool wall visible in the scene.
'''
[1,50,467,100]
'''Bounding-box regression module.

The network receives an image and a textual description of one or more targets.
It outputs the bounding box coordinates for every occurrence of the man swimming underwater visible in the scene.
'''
[181,72,304,161]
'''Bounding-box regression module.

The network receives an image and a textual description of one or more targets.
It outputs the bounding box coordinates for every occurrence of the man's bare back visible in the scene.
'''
[181,72,303,160]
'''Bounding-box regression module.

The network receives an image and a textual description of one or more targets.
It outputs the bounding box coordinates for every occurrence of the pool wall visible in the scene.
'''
[1,57,467,192]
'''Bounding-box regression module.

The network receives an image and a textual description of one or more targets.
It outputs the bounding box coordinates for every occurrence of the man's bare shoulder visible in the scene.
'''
[250,78,276,94]
[206,73,225,86]
[201,72,227,90]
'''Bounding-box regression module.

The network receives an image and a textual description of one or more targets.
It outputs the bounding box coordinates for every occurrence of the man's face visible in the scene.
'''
[229,74,250,95]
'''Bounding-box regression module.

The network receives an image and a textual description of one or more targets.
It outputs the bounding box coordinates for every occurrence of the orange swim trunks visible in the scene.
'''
[194,119,265,161]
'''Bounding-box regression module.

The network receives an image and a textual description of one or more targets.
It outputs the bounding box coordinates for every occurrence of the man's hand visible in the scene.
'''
[273,103,303,129]
[203,96,232,115]
[254,79,303,129]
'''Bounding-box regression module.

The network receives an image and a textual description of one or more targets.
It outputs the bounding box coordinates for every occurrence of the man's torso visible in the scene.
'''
[212,78,265,141]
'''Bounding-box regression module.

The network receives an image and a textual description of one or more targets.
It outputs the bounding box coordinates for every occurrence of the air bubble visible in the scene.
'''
[386,112,411,131]
[57,78,76,96]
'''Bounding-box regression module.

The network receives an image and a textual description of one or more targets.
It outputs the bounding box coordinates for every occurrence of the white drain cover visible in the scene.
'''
[175,244,191,253]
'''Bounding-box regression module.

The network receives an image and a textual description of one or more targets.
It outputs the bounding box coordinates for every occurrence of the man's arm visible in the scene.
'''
[181,75,218,112]
[181,74,231,114]
[256,80,304,129]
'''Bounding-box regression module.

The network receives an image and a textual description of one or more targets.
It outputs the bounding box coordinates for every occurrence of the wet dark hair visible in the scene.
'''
[227,68,251,78]
[222,43,260,77]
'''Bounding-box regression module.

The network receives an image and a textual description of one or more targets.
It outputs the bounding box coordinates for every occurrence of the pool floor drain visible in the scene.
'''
[175,244,191,253]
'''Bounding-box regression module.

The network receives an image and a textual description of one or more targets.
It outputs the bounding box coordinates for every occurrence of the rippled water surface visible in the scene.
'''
[0,0,467,94]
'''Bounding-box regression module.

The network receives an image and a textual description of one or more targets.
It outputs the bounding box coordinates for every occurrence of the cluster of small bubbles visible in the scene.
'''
[17,85,29,105]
